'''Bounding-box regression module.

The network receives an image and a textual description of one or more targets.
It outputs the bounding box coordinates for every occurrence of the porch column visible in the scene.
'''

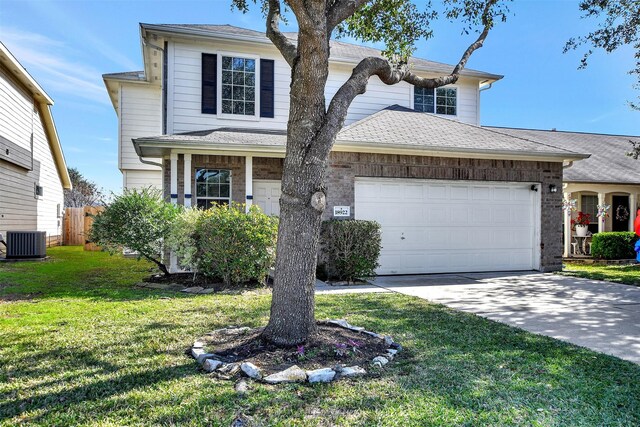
[245,155,253,212]
[563,192,572,257]
[170,153,178,205]
[169,153,179,273]
[184,153,192,207]
[630,193,637,231]
[598,192,605,233]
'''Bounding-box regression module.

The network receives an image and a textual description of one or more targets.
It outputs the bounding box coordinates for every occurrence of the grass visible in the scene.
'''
[0,247,639,426]
[562,262,640,287]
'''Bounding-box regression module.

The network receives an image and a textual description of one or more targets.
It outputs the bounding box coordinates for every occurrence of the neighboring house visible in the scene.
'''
[491,127,640,256]
[103,24,587,275]
[0,42,71,247]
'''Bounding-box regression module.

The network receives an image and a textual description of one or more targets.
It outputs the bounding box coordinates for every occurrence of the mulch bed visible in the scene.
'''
[198,323,390,372]
[143,272,271,292]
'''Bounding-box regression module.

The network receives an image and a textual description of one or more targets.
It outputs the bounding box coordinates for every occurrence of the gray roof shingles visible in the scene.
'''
[486,127,640,184]
[138,128,286,146]
[337,106,584,158]
[136,106,586,160]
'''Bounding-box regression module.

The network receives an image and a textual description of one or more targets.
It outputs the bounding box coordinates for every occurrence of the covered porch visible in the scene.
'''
[164,152,284,215]
[563,182,640,257]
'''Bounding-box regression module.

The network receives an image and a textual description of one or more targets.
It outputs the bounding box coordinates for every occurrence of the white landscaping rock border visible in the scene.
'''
[190,320,402,385]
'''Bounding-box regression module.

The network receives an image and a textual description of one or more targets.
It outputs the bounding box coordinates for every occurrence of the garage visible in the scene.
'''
[355,178,540,275]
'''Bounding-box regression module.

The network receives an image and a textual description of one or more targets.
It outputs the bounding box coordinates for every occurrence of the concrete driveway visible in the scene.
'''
[370,272,640,364]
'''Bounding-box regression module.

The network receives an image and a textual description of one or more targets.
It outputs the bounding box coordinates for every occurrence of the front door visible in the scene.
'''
[612,195,630,232]
[253,180,281,216]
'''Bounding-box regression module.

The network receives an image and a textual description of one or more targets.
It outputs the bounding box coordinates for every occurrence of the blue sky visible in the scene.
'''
[1,0,637,194]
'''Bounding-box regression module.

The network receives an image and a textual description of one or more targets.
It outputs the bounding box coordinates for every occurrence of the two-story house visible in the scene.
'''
[1,42,71,248]
[103,24,588,275]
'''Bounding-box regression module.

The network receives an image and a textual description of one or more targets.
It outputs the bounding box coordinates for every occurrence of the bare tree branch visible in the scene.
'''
[266,0,297,67]
[326,0,369,32]
[404,0,497,88]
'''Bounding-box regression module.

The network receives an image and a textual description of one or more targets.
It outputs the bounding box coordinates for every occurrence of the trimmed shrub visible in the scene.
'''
[321,220,381,283]
[195,204,278,286]
[167,208,207,273]
[89,188,181,275]
[591,232,639,260]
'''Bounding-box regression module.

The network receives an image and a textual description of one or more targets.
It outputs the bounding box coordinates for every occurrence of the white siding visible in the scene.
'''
[0,65,32,150]
[123,169,162,191]
[169,40,290,133]
[33,106,64,236]
[168,39,481,134]
[0,68,64,239]
[119,83,162,170]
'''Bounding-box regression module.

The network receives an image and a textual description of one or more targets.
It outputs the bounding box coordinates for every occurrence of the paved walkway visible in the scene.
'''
[367,272,640,364]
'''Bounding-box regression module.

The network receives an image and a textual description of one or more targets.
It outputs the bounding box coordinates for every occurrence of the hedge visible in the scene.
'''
[320,219,382,283]
[590,232,639,260]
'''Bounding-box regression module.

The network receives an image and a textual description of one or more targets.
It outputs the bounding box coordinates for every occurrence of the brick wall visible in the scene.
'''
[164,155,284,206]
[325,152,564,272]
[163,151,563,272]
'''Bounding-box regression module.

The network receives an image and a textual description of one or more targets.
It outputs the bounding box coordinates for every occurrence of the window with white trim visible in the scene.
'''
[195,169,231,209]
[414,87,457,115]
[221,56,256,116]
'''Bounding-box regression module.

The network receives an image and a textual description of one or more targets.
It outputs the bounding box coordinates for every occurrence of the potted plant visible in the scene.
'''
[571,211,590,237]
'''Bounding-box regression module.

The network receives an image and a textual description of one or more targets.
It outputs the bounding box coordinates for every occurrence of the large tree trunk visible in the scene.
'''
[262,20,332,346]
[259,0,497,346]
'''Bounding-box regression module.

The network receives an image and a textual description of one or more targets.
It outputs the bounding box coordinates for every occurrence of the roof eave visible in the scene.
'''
[0,42,54,105]
[133,136,589,163]
[139,24,502,81]
[333,140,589,162]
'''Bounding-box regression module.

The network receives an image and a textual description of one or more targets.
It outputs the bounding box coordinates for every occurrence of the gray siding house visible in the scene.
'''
[0,42,71,246]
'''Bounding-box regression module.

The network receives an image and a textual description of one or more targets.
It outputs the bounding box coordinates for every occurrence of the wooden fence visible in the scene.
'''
[63,206,104,250]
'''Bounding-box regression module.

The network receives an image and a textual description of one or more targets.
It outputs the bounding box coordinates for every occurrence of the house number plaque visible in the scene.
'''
[333,206,351,217]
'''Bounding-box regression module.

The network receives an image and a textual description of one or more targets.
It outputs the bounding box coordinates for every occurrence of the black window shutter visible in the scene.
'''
[260,59,275,118]
[202,53,217,114]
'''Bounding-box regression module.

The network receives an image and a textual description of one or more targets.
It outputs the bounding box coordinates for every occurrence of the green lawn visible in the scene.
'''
[1,247,639,426]
[562,262,640,287]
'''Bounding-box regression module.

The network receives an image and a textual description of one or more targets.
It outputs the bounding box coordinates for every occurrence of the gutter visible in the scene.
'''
[133,136,590,163]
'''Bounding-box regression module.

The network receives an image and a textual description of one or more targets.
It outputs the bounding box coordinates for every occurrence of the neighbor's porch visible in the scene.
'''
[563,182,640,257]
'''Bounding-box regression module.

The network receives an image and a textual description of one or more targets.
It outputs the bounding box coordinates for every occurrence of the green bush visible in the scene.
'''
[591,232,639,260]
[89,188,181,275]
[321,219,381,283]
[167,208,206,272]
[194,204,278,286]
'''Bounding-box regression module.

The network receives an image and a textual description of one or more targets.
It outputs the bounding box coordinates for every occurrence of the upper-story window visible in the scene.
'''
[414,87,457,116]
[201,53,274,118]
[221,57,256,116]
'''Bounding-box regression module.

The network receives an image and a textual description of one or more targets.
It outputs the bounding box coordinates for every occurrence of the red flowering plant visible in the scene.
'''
[570,211,590,230]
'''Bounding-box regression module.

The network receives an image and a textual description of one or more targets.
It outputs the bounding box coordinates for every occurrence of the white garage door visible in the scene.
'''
[355,178,540,275]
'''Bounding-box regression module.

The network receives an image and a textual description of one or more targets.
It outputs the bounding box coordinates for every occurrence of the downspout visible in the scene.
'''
[139,155,163,168]
[479,82,493,92]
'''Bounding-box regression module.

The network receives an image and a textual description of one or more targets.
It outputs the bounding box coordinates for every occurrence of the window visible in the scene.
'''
[202,55,274,117]
[581,195,598,233]
[34,183,43,198]
[414,87,457,115]
[195,169,231,209]
[221,56,256,116]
